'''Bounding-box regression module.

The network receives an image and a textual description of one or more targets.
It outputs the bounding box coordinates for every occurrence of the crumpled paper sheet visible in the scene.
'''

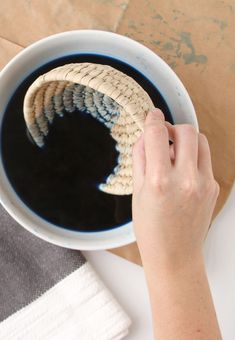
[0,37,22,69]
[0,0,234,266]
[0,0,128,46]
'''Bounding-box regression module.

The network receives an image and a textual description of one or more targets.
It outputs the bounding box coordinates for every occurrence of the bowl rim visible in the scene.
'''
[0,29,198,250]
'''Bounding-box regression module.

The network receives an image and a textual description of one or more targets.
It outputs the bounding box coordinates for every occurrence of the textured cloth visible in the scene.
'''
[0,204,131,339]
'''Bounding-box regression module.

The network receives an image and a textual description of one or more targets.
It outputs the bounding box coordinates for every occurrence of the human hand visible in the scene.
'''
[132,108,219,270]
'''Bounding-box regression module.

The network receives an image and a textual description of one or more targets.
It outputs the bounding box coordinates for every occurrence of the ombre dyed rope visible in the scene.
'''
[23,63,154,195]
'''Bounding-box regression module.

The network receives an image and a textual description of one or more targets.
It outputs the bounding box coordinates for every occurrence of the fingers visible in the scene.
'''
[165,123,214,178]
[144,109,171,176]
[165,122,175,161]
[165,121,174,143]
[132,134,145,190]
[198,133,214,177]
[133,107,214,196]
[172,124,198,171]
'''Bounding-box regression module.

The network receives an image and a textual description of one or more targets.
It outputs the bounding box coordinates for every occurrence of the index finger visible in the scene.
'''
[144,109,171,177]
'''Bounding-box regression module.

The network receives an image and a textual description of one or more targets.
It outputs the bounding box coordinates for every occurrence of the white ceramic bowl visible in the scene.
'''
[0,30,198,250]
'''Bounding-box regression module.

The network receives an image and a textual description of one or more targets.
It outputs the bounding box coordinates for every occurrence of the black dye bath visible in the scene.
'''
[1,54,173,231]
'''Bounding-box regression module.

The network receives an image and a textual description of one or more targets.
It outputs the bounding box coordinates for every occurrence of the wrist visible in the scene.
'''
[140,248,205,278]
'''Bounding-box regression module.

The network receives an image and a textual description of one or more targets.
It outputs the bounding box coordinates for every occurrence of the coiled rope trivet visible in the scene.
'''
[23,63,155,195]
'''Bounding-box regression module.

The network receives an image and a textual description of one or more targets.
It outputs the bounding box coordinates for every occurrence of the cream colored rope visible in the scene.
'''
[23,63,155,195]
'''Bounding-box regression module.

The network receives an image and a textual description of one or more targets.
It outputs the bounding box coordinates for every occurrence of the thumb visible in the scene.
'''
[132,134,145,192]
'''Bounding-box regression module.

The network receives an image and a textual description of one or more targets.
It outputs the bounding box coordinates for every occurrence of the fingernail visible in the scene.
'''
[165,121,173,127]
[149,108,165,120]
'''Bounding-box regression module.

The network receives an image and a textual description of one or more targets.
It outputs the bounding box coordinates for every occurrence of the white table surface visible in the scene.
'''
[85,183,235,339]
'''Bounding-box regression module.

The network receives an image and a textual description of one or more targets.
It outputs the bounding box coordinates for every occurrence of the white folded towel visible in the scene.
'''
[0,205,131,340]
[0,263,131,340]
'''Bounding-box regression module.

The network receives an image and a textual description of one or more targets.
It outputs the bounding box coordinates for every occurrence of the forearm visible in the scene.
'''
[132,110,221,338]
[142,254,222,340]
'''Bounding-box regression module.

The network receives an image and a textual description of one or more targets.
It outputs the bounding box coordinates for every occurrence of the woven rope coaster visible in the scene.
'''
[23,63,154,195]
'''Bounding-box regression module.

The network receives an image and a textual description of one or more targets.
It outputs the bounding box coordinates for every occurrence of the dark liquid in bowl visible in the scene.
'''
[1,54,173,231]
